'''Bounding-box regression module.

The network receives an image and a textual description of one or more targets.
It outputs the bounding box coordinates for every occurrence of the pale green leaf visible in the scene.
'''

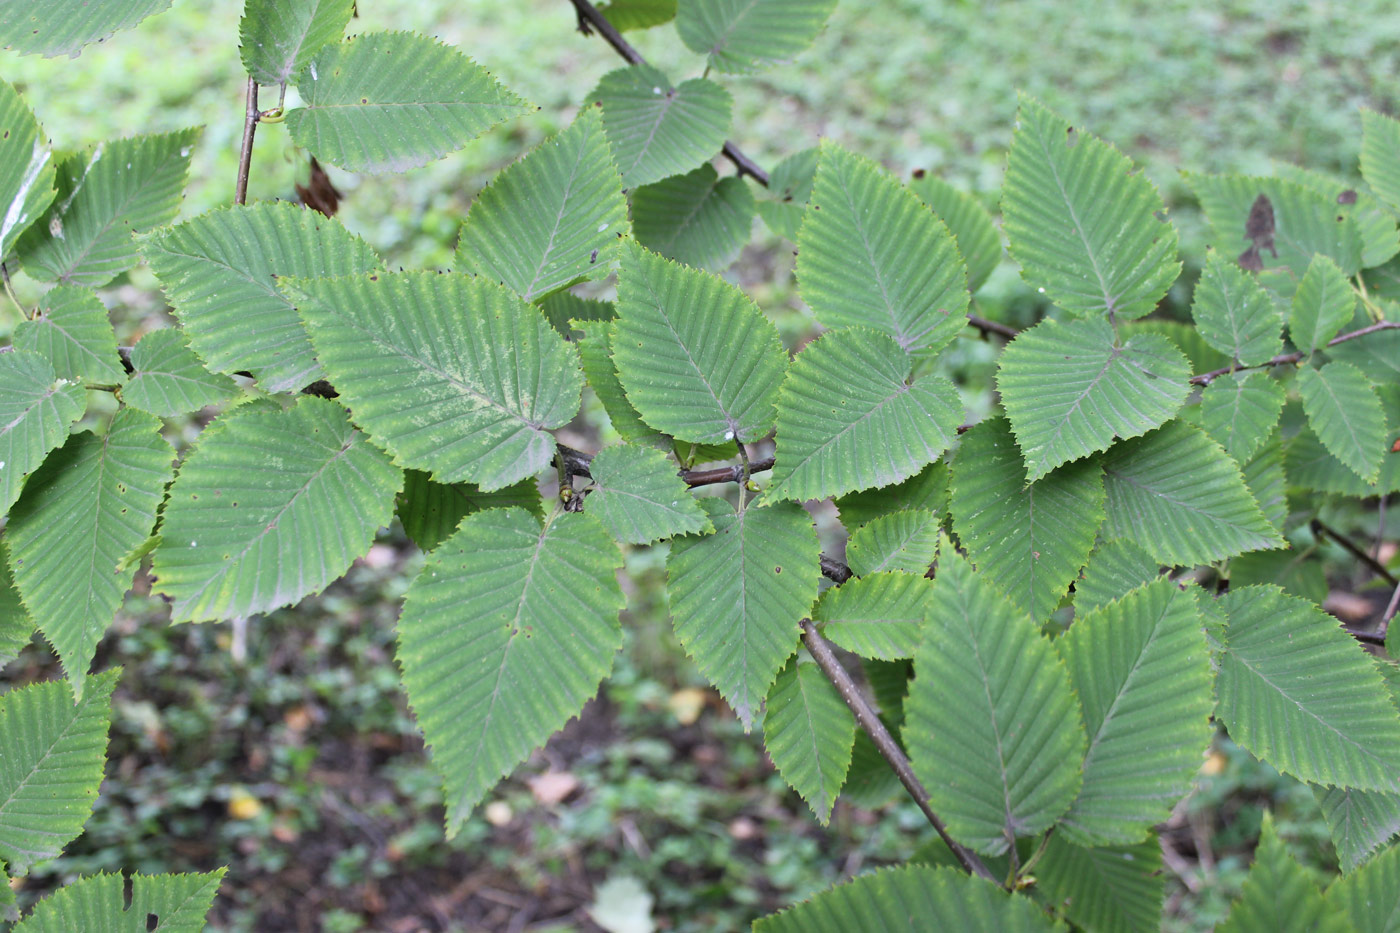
[1277,161,1400,270]
[0,671,115,873]
[631,163,756,271]
[598,0,677,30]
[0,79,55,260]
[755,148,817,241]
[1200,371,1286,463]
[454,107,628,300]
[141,200,381,393]
[150,396,402,622]
[1003,96,1179,320]
[677,0,836,74]
[1362,109,1400,217]
[1290,253,1358,355]
[0,349,87,518]
[12,869,225,933]
[667,498,819,728]
[1218,586,1400,792]
[592,65,731,187]
[797,142,970,354]
[396,470,542,553]
[1325,839,1400,930]
[7,410,172,699]
[0,1,172,58]
[835,460,947,530]
[120,329,238,418]
[13,285,123,384]
[754,864,1063,933]
[813,571,931,660]
[846,509,940,577]
[762,657,854,823]
[0,560,34,667]
[763,328,960,503]
[584,443,711,545]
[909,172,1002,294]
[397,509,623,833]
[612,244,786,444]
[1074,538,1160,615]
[951,417,1104,623]
[1057,580,1213,844]
[1102,421,1282,566]
[906,546,1086,855]
[997,317,1190,481]
[1036,835,1164,933]
[1299,361,1386,483]
[287,32,532,174]
[1190,249,1284,366]
[1315,783,1400,872]
[240,0,352,86]
[1217,814,1342,933]
[285,271,583,491]
[575,320,666,446]
[17,129,198,288]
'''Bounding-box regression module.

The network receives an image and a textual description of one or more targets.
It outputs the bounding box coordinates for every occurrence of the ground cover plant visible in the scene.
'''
[1,0,1400,930]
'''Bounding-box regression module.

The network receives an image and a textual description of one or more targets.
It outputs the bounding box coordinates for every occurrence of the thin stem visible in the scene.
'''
[967,313,1019,340]
[1375,495,1387,562]
[1017,828,1055,880]
[736,443,753,510]
[1,262,25,318]
[800,620,997,882]
[235,78,260,205]
[1312,518,1399,586]
[1383,578,1400,625]
[277,81,288,111]
[1191,321,1400,386]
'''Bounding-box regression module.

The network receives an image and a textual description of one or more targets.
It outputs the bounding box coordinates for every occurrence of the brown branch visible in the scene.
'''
[800,620,996,882]
[235,78,260,205]
[968,314,1019,340]
[556,443,776,488]
[1312,519,1399,586]
[1190,320,1400,387]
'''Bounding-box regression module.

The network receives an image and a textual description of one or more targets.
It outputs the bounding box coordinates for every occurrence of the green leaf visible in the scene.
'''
[0,1,172,58]
[1123,318,1232,376]
[755,148,817,241]
[1073,538,1160,615]
[1241,430,1288,532]
[0,79,55,261]
[1285,400,1400,498]
[286,31,532,174]
[13,285,123,384]
[285,271,582,491]
[397,509,623,833]
[762,657,854,823]
[813,571,931,660]
[575,320,666,446]
[0,560,34,668]
[846,509,940,576]
[142,200,381,393]
[754,864,1064,932]
[1036,835,1164,933]
[1190,249,1285,366]
[597,0,677,31]
[835,460,947,530]
[997,317,1190,481]
[909,172,1002,294]
[1057,580,1212,844]
[951,417,1104,623]
[591,65,732,187]
[0,670,115,873]
[1298,361,1386,483]
[677,0,836,74]
[454,107,628,300]
[120,329,238,418]
[906,546,1086,855]
[631,163,756,271]
[1325,839,1400,930]
[1315,783,1400,872]
[763,328,961,503]
[239,0,352,86]
[0,349,86,519]
[396,470,542,553]
[667,498,819,728]
[17,129,198,288]
[1200,371,1286,463]
[797,142,970,354]
[536,291,613,339]
[1218,586,1400,792]
[1188,172,1363,279]
[840,729,901,808]
[12,869,225,933]
[1277,161,1400,270]
[1217,814,1340,933]
[150,396,402,622]
[1362,109,1400,216]
[612,244,786,444]
[1003,96,1179,320]
[1330,305,1400,384]
[7,410,172,699]
[1290,254,1357,356]
[584,443,711,545]
[1102,421,1282,566]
